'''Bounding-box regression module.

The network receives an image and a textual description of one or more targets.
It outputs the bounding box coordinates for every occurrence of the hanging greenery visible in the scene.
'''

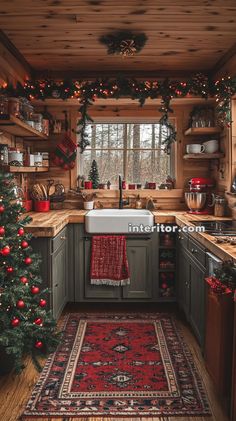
[99,31,148,56]
[1,74,236,153]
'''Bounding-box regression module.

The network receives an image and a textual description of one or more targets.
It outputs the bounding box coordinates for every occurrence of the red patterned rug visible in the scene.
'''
[22,313,211,418]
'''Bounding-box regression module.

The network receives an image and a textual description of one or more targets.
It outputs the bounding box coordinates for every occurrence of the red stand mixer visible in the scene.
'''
[185,177,214,214]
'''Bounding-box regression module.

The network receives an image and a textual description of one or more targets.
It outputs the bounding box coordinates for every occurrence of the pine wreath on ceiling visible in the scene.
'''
[99,31,148,57]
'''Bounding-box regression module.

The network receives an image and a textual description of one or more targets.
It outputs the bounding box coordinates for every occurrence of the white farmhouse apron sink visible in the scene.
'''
[85,209,154,234]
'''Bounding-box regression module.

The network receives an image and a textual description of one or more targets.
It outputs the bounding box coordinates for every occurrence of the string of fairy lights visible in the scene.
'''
[1,73,235,152]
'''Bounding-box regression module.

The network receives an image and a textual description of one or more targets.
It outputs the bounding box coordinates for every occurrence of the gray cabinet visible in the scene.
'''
[177,246,190,317]
[123,237,153,299]
[31,226,68,319]
[177,233,206,348]
[189,258,206,347]
[74,225,159,302]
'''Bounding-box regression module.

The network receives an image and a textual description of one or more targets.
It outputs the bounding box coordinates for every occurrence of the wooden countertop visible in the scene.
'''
[25,209,236,263]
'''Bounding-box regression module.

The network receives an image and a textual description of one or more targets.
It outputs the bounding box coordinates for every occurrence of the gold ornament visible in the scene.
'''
[119,39,137,57]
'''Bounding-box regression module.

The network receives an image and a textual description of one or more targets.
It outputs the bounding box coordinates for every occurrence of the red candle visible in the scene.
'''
[84,181,93,189]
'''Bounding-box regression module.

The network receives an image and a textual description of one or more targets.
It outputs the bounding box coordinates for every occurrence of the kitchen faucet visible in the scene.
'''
[118,175,129,209]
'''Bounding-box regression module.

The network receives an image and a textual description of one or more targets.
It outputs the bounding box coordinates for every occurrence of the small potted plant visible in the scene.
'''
[81,192,96,210]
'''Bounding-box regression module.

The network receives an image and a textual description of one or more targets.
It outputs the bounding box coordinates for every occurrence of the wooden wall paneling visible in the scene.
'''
[0,1,235,73]
[0,31,31,84]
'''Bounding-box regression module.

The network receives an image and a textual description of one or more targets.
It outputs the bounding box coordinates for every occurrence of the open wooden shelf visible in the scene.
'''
[184,127,222,136]
[183,153,224,160]
[1,165,49,173]
[0,115,48,140]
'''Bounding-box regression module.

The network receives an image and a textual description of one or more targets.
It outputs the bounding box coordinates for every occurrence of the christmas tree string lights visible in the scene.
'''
[0,172,59,373]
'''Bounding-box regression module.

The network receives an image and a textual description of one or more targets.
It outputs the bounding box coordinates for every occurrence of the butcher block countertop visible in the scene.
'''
[25,210,236,263]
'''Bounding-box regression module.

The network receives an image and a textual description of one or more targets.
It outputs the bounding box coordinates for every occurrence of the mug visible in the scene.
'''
[186,144,205,154]
[202,139,219,154]
[84,181,93,189]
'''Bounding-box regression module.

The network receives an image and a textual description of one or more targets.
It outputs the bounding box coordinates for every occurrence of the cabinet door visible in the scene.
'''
[52,241,67,319]
[177,246,190,317]
[189,259,206,347]
[83,238,120,300]
[122,238,152,299]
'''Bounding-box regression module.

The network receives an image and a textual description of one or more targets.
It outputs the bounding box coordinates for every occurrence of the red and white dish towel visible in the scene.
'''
[90,235,130,286]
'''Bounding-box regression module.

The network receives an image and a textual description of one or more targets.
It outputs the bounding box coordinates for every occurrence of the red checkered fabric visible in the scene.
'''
[90,236,130,286]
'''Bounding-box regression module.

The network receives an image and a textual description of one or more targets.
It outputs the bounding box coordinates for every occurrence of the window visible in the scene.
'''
[79,123,173,186]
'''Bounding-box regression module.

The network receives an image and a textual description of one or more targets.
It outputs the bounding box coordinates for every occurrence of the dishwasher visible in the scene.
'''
[206,251,222,276]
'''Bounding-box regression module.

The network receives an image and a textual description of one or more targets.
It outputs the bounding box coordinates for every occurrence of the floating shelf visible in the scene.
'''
[0,115,48,139]
[184,127,222,136]
[1,165,49,173]
[183,153,224,160]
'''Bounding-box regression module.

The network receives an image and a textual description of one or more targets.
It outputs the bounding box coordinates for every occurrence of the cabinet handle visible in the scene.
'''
[54,283,58,287]
[60,236,66,240]
[191,248,198,254]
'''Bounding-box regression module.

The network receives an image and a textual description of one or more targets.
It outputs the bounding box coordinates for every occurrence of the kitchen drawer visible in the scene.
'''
[177,231,188,249]
[51,227,67,253]
[188,236,206,267]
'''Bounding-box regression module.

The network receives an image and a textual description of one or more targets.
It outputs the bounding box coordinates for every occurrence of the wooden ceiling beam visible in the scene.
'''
[0,30,33,84]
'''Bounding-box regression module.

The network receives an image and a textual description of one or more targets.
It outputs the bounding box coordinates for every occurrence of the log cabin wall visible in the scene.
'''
[23,101,220,210]
[213,99,235,205]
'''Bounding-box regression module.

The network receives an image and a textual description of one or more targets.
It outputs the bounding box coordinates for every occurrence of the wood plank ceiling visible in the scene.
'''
[0,0,236,76]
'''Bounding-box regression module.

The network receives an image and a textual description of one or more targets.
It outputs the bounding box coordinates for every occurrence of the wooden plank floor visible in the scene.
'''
[0,303,229,421]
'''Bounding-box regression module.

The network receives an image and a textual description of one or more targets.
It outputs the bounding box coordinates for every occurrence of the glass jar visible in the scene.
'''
[0,144,8,164]
[8,97,21,118]
[0,96,9,117]
[32,113,43,132]
[20,98,34,121]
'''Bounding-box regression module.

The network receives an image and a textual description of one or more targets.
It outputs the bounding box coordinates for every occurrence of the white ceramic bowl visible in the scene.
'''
[202,139,219,154]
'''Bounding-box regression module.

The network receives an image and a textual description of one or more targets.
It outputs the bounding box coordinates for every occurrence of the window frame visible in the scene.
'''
[77,117,177,185]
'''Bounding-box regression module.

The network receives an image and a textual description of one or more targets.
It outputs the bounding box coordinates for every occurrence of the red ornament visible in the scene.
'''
[16,300,25,309]
[18,227,24,236]
[0,205,5,213]
[34,317,43,325]
[1,246,10,256]
[31,286,40,294]
[20,276,28,284]
[63,163,69,170]
[6,266,14,273]
[0,226,5,236]
[161,283,168,290]
[21,240,29,249]
[24,257,32,265]
[39,299,47,308]
[35,340,43,349]
[11,318,20,327]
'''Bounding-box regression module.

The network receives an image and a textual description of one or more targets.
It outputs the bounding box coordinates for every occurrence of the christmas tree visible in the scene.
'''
[88,159,100,189]
[0,172,59,373]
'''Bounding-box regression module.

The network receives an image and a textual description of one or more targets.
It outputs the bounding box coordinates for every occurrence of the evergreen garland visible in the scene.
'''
[1,74,236,153]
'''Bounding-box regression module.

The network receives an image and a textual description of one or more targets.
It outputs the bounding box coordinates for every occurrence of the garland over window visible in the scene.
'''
[1,73,235,153]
